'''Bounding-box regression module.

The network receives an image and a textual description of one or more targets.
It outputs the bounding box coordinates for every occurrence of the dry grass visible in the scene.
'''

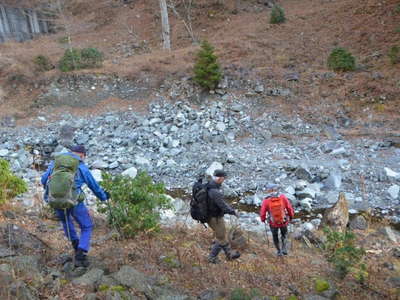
[0,0,399,131]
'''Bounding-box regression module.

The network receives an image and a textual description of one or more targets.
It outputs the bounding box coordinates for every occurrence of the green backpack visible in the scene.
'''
[48,154,80,209]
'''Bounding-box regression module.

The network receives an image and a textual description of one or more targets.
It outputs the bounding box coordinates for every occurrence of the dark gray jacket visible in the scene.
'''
[207,181,236,218]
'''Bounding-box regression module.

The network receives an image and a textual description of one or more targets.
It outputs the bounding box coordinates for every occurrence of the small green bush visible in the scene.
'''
[270,5,286,24]
[230,288,251,300]
[388,45,400,65]
[395,4,400,14]
[110,285,126,292]
[322,227,365,279]
[327,47,356,72]
[98,171,171,238]
[0,159,27,205]
[58,47,103,72]
[33,55,53,72]
[193,40,222,90]
[230,288,261,300]
[314,278,330,293]
[58,48,81,72]
[80,47,104,68]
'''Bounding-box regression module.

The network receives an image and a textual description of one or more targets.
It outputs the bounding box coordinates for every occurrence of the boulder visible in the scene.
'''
[134,156,151,167]
[388,185,399,199]
[121,167,138,179]
[0,272,38,300]
[0,149,9,157]
[350,215,368,230]
[0,224,49,254]
[112,265,155,297]
[72,268,104,292]
[384,167,399,179]
[92,160,109,169]
[215,122,226,132]
[296,188,316,199]
[379,227,399,243]
[321,192,349,233]
[199,289,227,300]
[295,167,312,182]
[323,172,342,190]
[0,247,15,258]
[300,198,313,211]
[91,169,103,182]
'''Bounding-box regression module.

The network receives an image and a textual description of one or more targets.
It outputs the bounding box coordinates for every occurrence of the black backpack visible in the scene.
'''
[190,179,209,223]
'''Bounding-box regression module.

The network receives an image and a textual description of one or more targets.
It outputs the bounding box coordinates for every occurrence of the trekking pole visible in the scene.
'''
[105,198,123,239]
[63,208,74,263]
[264,222,270,248]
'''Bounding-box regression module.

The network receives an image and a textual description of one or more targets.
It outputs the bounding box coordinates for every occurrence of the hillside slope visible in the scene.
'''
[0,0,399,131]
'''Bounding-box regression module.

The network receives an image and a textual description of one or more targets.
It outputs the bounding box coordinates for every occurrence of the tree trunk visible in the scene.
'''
[233,0,240,14]
[159,0,170,50]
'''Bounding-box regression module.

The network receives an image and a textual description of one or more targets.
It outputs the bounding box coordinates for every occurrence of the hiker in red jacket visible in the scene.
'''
[260,183,294,256]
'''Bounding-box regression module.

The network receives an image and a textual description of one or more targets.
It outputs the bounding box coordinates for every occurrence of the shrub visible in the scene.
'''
[327,47,356,72]
[193,40,222,90]
[0,159,27,205]
[58,47,104,72]
[322,227,365,279]
[58,48,81,72]
[98,171,171,238]
[230,288,261,300]
[230,288,251,300]
[314,278,330,293]
[80,47,104,68]
[270,5,286,24]
[33,55,53,72]
[388,45,400,65]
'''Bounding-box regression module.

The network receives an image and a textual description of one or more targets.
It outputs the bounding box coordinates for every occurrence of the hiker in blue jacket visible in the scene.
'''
[41,145,109,267]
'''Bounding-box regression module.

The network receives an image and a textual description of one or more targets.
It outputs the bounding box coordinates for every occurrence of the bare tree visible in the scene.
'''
[159,0,171,50]
[168,0,196,43]
[233,0,240,14]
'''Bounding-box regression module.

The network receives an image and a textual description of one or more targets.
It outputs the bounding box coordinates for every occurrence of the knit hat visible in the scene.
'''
[213,169,227,177]
[70,145,87,154]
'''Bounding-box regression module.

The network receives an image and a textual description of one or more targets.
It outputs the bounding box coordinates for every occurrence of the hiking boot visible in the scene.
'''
[277,250,283,257]
[75,249,90,268]
[208,242,222,264]
[71,240,79,252]
[281,238,288,256]
[221,244,241,261]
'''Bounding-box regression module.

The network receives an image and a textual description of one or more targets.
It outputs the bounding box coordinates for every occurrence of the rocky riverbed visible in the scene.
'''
[0,98,399,232]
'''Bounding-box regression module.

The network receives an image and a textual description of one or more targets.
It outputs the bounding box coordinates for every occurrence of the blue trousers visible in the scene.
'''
[55,202,93,252]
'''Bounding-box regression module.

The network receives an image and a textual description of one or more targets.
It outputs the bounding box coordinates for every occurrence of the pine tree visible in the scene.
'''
[193,41,222,90]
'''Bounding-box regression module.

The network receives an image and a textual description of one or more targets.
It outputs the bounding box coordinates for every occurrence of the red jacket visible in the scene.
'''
[260,194,294,227]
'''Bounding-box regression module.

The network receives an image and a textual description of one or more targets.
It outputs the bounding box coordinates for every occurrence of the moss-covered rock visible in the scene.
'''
[314,278,330,293]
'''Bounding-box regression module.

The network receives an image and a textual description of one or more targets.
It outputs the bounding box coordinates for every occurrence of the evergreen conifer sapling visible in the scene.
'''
[193,41,222,90]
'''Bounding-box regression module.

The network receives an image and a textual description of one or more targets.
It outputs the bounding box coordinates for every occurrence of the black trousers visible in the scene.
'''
[270,226,288,249]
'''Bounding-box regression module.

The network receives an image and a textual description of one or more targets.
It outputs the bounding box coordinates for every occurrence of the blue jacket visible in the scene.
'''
[41,152,108,202]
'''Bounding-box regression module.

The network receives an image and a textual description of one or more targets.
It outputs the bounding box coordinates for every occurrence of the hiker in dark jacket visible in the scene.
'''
[41,145,109,267]
[260,183,294,256]
[206,169,240,263]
